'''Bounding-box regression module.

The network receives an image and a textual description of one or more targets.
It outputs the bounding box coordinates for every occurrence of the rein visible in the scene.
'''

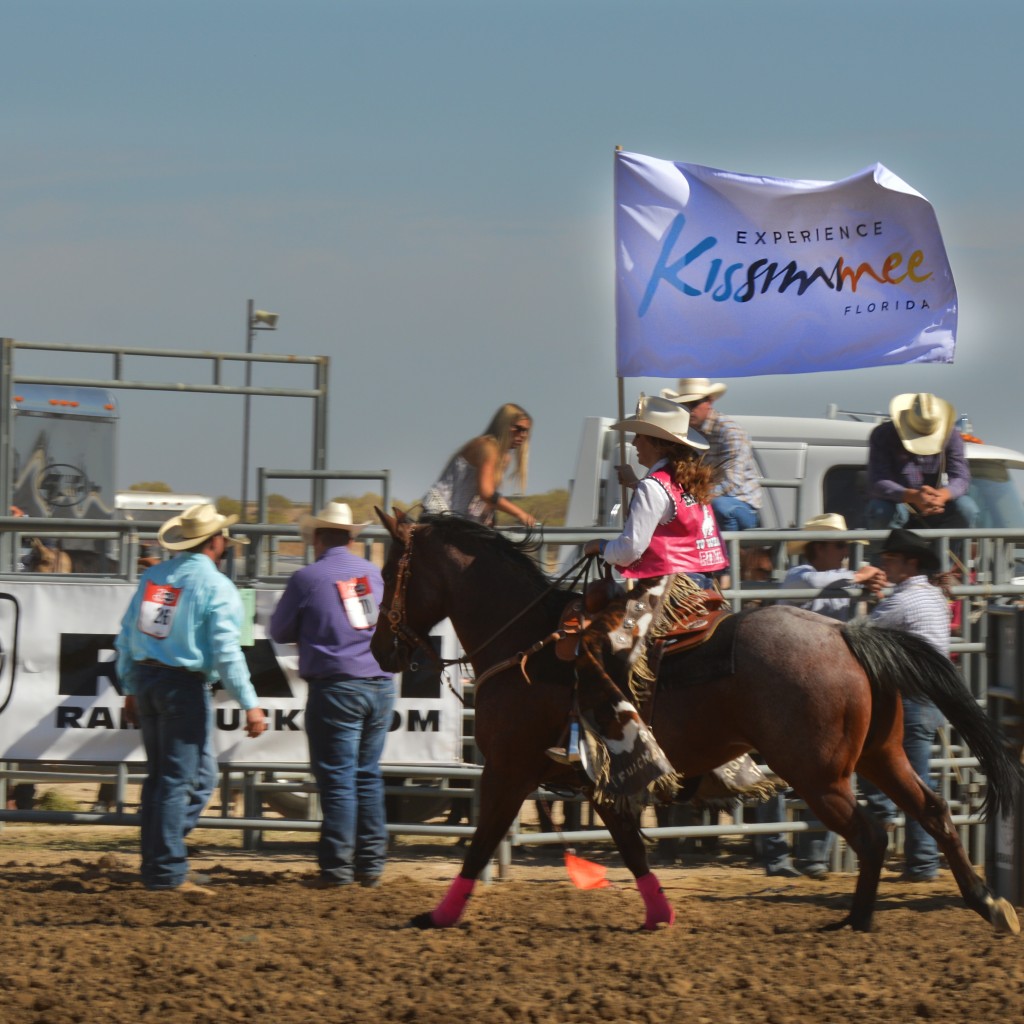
[383,523,595,697]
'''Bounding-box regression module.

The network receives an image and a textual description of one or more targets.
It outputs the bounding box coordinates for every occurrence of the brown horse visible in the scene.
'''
[371,511,1022,935]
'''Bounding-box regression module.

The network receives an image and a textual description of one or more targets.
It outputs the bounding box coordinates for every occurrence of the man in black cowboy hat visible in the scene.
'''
[862,527,951,882]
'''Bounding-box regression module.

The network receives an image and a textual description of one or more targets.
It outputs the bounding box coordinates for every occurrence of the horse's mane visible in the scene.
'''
[416,513,571,594]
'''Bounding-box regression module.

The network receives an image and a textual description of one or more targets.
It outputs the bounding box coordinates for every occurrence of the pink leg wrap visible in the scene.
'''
[431,875,476,927]
[636,872,675,930]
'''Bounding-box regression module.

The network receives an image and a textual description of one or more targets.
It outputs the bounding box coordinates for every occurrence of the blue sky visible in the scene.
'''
[3,0,1022,505]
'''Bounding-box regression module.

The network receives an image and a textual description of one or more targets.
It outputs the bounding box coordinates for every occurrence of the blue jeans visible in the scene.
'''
[753,790,835,875]
[184,739,218,837]
[866,495,980,532]
[712,496,761,532]
[305,677,396,883]
[135,665,212,890]
[862,698,945,878]
[754,791,794,873]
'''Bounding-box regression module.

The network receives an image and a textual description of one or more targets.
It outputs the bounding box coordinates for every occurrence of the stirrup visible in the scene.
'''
[546,718,581,764]
[546,746,582,765]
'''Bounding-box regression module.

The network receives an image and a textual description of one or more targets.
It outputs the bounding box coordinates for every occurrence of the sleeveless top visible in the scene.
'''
[621,469,727,579]
[422,455,492,524]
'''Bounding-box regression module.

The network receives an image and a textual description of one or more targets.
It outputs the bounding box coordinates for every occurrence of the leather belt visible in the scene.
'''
[139,659,206,682]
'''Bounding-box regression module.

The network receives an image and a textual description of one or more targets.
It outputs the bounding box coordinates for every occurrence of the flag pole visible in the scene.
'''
[617,375,628,526]
[613,146,628,526]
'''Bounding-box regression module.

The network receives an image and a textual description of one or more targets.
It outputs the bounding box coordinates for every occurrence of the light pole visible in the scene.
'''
[241,299,279,522]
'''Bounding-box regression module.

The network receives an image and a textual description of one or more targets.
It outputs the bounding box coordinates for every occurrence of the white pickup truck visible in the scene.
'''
[565,406,1024,534]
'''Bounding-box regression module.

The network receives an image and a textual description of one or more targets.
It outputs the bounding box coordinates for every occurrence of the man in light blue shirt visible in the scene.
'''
[770,513,887,878]
[116,504,266,893]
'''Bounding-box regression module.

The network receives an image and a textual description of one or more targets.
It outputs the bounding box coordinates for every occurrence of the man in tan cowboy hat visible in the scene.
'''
[867,392,979,532]
[781,513,886,621]
[270,501,395,889]
[758,515,885,881]
[115,504,266,894]
[661,377,762,532]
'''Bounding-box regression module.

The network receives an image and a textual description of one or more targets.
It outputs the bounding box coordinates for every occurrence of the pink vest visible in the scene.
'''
[621,469,728,579]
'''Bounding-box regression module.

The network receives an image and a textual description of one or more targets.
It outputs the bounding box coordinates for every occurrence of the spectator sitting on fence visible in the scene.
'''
[866,392,979,535]
[661,377,762,533]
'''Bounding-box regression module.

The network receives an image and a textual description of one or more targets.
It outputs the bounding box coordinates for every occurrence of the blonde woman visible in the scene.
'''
[423,403,536,527]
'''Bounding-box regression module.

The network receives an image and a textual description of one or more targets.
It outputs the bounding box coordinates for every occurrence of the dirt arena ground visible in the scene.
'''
[2,793,1023,1024]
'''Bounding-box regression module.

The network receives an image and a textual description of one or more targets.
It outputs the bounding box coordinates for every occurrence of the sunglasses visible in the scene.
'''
[511,425,530,435]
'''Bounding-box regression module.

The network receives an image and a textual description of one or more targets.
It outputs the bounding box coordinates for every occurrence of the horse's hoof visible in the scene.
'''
[642,907,676,931]
[411,912,438,930]
[820,919,853,932]
[822,915,870,933]
[989,898,1020,935]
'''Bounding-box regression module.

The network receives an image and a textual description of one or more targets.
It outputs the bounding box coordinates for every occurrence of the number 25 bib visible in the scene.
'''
[138,581,183,639]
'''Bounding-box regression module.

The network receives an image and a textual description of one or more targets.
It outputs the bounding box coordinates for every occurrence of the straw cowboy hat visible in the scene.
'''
[158,503,248,551]
[660,377,728,404]
[610,394,710,450]
[880,527,940,573]
[298,500,371,543]
[786,512,868,555]
[889,392,956,456]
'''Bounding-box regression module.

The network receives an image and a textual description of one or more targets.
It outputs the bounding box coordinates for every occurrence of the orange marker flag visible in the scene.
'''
[565,850,611,890]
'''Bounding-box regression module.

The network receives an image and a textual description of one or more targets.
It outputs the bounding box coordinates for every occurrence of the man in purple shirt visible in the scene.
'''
[270,501,394,889]
[867,392,979,532]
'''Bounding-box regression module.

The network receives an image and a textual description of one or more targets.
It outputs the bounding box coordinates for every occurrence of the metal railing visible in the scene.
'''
[2,516,1022,878]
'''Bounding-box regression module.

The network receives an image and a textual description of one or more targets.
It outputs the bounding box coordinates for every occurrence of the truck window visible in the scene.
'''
[969,462,1024,528]
[822,466,870,528]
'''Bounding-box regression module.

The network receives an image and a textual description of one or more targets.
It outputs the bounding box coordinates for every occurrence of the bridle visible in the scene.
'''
[382,521,594,684]
[383,524,441,674]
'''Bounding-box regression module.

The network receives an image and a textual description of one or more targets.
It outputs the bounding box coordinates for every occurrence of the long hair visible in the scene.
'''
[648,437,716,505]
[480,402,531,492]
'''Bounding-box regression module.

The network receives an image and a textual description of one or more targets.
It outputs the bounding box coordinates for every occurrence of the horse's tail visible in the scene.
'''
[841,622,1023,818]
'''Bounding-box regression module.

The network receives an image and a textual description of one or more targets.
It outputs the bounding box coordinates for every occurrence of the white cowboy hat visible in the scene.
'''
[660,377,728,404]
[889,392,956,456]
[298,500,371,543]
[158,503,248,551]
[786,512,868,555]
[610,394,710,450]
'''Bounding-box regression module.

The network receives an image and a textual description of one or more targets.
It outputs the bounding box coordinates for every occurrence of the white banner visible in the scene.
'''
[615,151,957,378]
[0,580,464,765]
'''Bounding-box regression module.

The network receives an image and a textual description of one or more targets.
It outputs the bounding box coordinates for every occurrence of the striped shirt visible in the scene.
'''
[702,408,762,510]
[870,575,951,657]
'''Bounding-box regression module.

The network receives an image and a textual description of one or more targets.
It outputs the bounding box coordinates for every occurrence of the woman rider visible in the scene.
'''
[552,394,728,806]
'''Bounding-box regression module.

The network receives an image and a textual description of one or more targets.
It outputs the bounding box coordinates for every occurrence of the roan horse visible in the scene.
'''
[371,510,1022,935]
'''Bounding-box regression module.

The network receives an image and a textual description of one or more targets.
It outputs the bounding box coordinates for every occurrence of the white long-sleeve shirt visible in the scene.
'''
[602,460,674,568]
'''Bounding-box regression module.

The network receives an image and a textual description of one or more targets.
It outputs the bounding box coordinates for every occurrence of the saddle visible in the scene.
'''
[554,580,730,663]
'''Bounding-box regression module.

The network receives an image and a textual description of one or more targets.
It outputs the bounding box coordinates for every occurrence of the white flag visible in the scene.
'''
[615,152,957,378]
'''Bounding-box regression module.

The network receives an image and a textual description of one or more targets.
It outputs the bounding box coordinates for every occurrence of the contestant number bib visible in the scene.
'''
[138,581,183,639]
[336,576,379,630]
